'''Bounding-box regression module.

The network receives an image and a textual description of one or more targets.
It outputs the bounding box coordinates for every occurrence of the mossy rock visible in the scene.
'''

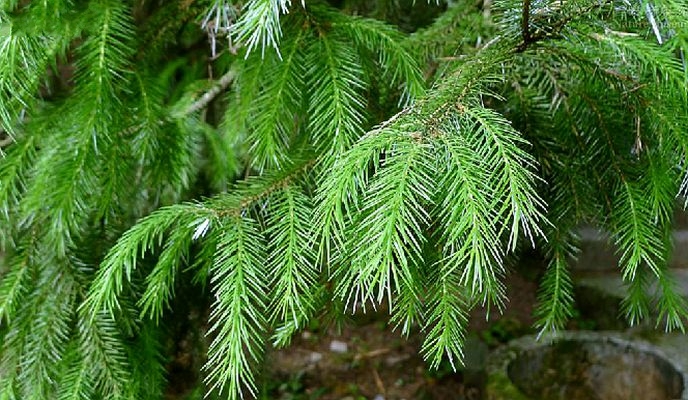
[486,331,688,400]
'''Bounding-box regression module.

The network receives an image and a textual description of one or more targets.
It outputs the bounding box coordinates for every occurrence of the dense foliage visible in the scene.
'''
[1,0,688,398]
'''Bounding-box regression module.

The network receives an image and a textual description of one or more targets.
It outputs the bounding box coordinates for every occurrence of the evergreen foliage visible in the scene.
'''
[1,0,688,398]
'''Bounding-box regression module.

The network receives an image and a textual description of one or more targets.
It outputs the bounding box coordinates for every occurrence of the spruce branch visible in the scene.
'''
[265,185,318,330]
[18,269,76,399]
[314,125,409,265]
[655,269,688,331]
[326,7,426,103]
[534,226,577,335]
[0,11,62,137]
[421,265,469,370]
[306,32,367,163]
[622,265,651,326]
[82,204,201,321]
[232,0,304,56]
[57,349,95,400]
[0,135,36,242]
[19,0,137,256]
[535,245,574,335]
[244,27,306,169]
[433,122,505,308]
[461,106,546,248]
[126,321,167,399]
[3,2,688,399]
[338,136,433,308]
[0,323,23,398]
[0,239,35,323]
[137,223,195,322]
[77,312,132,398]
[85,155,316,325]
[204,216,267,399]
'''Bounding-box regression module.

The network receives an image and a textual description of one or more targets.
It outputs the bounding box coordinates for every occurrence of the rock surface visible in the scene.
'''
[487,332,688,400]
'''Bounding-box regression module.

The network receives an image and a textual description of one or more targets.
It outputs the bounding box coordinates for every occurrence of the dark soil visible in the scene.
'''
[261,272,538,400]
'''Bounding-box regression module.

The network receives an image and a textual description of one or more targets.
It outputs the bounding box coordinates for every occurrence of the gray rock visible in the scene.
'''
[574,227,688,271]
[329,340,348,353]
[487,331,688,400]
[384,354,410,366]
[308,351,323,364]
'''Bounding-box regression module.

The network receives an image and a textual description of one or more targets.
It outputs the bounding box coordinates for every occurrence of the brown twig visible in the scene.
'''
[216,158,318,218]
[184,70,236,115]
[371,368,386,396]
[521,0,531,46]
[121,69,236,138]
[516,0,615,53]
[483,0,492,19]
[0,135,12,148]
[353,348,392,362]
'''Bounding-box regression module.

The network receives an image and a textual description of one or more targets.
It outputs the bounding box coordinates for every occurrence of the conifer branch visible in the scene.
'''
[18,268,76,398]
[338,136,432,307]
[306,27,367,162]
[204,216,267,399]
[421,266,469,370]
[433,123,505,307]
[231,0,302,56]
[138,223,194,322]
[3,2,688,399]
[57,350,95,400]
[265,185,318,329]
[245,27,306,169]
[78,313,132,398]
[534,227,576,334]
[0,239,35,323]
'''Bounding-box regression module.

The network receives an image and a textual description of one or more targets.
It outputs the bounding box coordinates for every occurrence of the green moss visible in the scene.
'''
[486,372,530,400]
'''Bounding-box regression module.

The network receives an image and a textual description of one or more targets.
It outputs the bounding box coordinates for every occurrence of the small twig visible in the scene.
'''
[218,158,318,218]
[0,135,13,148]
[483,0,492,19]
[622,83,649,95]
[121,70,236,138]
[185,70,236,115]
[521,0,531,46]
[359,108,410,140]
[436,56,466,62]
[642,1,663,45]
[353,348,392,361]
[632,114,643,157]
[371,368,386,396]
[516,0,614,53]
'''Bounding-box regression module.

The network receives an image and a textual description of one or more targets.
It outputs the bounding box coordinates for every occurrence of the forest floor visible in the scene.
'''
[259,271,539,400]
